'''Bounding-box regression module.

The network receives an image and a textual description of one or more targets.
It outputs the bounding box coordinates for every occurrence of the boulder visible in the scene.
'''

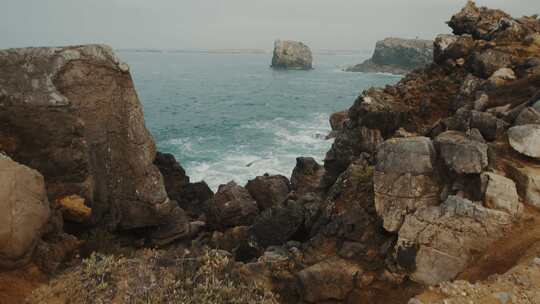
[297,257,363,302]
[504,161,540,209]
[435,130,488,174]
[0,45,168,230]
[434,34,475,64]
[396,195,513,285]
[245,174,291,211]
[250,200,305,247]
[291,157,325,195]
[346,38,433,74]
[514,107,540,125]
[508,124,540,159]
[480,172,522,216]
[374,137,440,232]
[206,182,259,230]
[0,154,50,269]
[149,207,205,246]
[271,40,313,70]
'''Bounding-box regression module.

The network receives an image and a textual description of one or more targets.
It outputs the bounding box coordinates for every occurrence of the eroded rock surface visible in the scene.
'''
[0,154,50,269]
[271,40,313,70]
[0,45,168,230]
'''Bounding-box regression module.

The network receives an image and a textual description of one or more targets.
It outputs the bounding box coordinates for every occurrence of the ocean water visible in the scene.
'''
[118,51,401,190]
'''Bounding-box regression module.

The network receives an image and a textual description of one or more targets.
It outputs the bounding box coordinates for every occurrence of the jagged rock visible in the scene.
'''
[448,1,522,41]
[291,157,325,195]
[329,110,348,131]
[346,38,433,74]
[396,195,513,285]
[271,40,313,70]
[0,45,168,230]
[56,195,92,223]
[0,155,50,269]
[515,107,540,125]
[504,160,540,209]
[435,130,488,174]
[434,34,475,64]
[480,172,522,216]
[206,182,259,230]
[374,137,440,232]
[250,200,305,247]
[508,124,540,159]
[154,152,213,217]
[470,110,509,141]
[246,174,291,211]
[327,110,348,138]
[297,257,363,302]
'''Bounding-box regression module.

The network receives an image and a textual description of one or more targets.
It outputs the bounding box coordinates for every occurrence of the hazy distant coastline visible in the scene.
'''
[116,48,369,56]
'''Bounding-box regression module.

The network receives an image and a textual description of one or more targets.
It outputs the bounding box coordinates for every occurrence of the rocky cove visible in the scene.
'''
[1,2,540,304]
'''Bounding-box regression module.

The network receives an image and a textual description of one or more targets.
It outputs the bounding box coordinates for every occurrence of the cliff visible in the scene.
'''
[346,37,433,74]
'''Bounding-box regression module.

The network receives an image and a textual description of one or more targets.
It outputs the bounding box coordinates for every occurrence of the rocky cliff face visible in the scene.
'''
[0,45,169,230]
[271,40,313,70]
[346,37,433,74]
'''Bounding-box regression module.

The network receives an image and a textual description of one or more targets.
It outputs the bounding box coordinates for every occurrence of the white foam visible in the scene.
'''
[185,113,332,191]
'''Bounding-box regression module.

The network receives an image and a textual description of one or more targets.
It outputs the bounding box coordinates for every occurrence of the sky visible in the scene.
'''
[1,0,539,51]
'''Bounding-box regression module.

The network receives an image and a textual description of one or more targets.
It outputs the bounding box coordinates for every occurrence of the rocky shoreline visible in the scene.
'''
[1,2,540,303]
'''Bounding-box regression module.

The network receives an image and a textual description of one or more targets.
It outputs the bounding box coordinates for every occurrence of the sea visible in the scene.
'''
[118,50,402,191]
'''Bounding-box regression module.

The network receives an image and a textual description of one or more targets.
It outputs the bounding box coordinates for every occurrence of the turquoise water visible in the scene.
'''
[118,51,401,190]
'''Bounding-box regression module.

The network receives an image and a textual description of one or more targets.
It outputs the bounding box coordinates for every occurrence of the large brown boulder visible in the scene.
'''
[291,157,325,196]
[0,154,50,269]
[0,45,168,230]
[206,182,259,230]
[245,174,290,211]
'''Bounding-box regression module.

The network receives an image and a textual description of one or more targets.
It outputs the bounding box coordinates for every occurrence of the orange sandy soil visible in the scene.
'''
[0,264,47,304]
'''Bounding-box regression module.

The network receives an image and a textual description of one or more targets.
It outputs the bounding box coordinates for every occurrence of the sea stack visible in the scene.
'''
[346,37,433,74]
[271,40,313,70]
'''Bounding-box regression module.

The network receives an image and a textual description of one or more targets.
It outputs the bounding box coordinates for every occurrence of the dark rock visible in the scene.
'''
[154,152,214,217]
[291,157,325,195]
[250,200,305,247]
[470,110,509,141]
[245,174,291,211]
[206,182,259,230]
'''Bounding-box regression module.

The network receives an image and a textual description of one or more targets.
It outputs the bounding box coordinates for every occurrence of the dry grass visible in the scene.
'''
[27,248,279,304]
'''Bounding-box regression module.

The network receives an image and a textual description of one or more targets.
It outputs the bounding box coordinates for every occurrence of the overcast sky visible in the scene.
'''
[1,0,539,51]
